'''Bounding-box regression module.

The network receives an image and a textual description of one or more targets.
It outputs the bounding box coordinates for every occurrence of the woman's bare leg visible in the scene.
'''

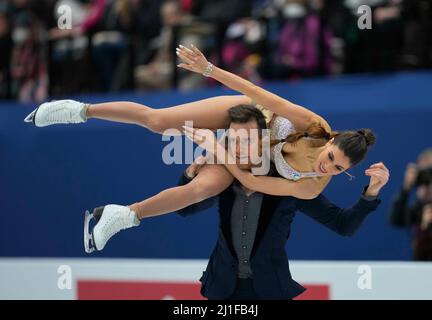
[86,95,252,133]
[129,164,234,219]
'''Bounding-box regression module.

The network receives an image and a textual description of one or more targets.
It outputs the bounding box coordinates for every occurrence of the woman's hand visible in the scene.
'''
[185,155,206,179]
[364,162,390,197]
[176,44,210,75]
[183,125,232,165]
[183,125,218,155]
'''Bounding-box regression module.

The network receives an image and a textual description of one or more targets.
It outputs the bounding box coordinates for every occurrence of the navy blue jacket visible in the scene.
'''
[177,173,381,300]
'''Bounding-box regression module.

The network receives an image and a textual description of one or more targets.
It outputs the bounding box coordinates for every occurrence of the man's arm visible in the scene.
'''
[176,158,218,217]
[296,188,381,236]
[296,162,389,236]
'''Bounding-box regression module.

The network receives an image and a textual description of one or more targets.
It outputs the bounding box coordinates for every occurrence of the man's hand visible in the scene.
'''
[185,156,206,179]
[364,162,390,197]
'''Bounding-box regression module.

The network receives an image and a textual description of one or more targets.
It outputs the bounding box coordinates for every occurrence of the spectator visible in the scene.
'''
[0,0,431,100]
[131,0,163,70]
[220,19,264,83]
[49,0,107,95]
[91,0,142,92]
[398,0,432,69]
[0,6,12,99]
[258,0,335,79]
[191,0,253,26]
[134,0,204,91]
[389,148,432,260]
[10,11,48,103]
[413,203,432,260]
[371,0,404,72]
[343,0,404,73]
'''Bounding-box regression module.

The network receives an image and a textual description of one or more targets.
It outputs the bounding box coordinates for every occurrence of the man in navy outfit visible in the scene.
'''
[177,105,390,300]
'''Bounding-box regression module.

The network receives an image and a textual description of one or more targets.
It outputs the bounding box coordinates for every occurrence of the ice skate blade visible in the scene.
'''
[24,108,38,125]
[84,210,96,253]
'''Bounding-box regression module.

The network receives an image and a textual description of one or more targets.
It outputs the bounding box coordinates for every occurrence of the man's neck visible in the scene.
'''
[241,185,256,197]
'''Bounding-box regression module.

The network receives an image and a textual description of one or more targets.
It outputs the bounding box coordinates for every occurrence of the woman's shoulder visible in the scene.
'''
[294,174,331,199]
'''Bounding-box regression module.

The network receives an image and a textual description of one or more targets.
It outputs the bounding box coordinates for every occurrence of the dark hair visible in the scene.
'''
[283,122,376,166]
[228,105,268,136]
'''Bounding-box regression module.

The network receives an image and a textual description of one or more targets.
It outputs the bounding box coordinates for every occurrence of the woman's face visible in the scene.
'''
[314,139,352,176]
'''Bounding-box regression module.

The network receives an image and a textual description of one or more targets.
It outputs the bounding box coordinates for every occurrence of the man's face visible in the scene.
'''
[227,120,262,170]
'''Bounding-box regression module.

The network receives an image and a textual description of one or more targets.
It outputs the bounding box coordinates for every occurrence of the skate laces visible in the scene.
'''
[100,211,133,243]
[44,102,83,123]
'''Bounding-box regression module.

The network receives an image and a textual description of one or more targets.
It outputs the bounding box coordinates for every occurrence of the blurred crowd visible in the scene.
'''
[0,0,431,102]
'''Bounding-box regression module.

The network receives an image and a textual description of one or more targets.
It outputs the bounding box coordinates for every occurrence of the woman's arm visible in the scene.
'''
[216,137,325,199]
[183,125,326,199]
[224,158,325,199]
[177,45,328,132]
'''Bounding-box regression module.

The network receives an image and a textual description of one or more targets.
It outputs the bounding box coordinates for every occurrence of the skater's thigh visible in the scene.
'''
[154,95,252,131]
[188,164,235,200]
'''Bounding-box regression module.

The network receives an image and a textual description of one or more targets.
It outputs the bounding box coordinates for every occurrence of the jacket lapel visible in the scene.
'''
[218,175,283,260]
[218,186,237,258]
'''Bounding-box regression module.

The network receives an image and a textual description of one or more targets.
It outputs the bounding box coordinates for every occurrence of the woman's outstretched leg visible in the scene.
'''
[129,164,234,218]
[88,164,234,252]
[26,95,252,132]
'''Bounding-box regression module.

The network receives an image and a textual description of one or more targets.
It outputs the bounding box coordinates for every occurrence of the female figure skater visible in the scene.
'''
[24,45,376,253]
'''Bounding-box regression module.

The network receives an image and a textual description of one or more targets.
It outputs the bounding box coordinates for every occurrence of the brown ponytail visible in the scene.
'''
[271,122,338,146]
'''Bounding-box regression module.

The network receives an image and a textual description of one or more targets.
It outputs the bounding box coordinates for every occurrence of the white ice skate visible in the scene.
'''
[24,99,88,127]
[84,204,140,253]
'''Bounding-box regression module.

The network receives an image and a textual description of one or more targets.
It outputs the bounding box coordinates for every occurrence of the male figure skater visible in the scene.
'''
[176,106,389,300]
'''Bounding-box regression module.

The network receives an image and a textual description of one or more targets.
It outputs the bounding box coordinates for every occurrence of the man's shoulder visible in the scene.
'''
[271,194,299,210]
[281,193,328,210]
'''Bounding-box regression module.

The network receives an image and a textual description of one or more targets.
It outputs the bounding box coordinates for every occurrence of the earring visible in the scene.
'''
[343,171,355,181]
